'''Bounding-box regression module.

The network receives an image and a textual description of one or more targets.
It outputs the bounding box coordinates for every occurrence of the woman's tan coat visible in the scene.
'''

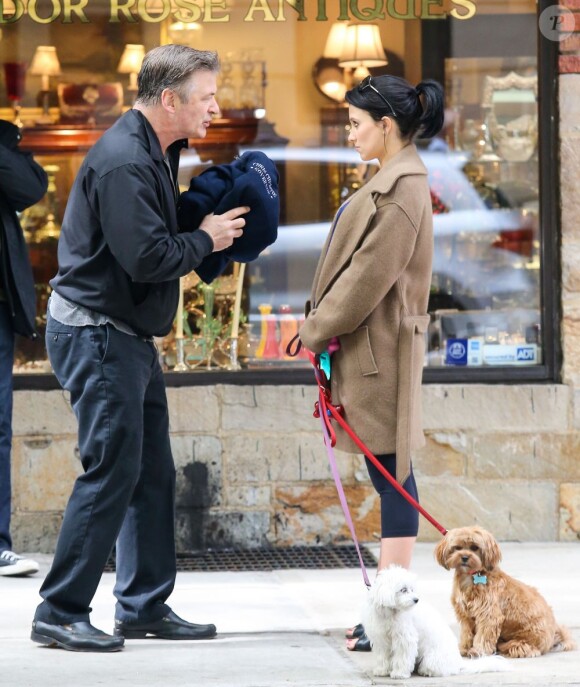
[299,144,432,484]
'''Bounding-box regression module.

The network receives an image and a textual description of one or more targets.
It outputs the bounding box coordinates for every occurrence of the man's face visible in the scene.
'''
[173,70,219,139]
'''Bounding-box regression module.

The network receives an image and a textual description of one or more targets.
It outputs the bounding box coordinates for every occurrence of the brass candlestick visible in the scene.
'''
[174,337,187,372]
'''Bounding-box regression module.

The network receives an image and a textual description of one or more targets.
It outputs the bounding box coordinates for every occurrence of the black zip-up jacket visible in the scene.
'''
[0,120,49,337]
[50,109,214,338]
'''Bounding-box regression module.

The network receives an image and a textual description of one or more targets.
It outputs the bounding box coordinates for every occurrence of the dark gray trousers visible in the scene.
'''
[35,312,176,625]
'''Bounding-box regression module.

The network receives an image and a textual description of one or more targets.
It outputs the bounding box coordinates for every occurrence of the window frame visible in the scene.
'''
[422,1,561,384]
[13,3,560,390]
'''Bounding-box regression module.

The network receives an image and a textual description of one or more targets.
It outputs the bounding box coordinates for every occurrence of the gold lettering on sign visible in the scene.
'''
[449,0,476,20]
[0,0,479,24]
[27,0,62,23]
[244,0,276,21]
[109,0,138,23]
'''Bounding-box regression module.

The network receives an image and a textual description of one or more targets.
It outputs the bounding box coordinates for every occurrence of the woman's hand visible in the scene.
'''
[327,336,341,354]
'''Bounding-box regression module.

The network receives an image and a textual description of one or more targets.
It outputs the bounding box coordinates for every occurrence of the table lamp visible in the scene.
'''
[29,46,61,124]
[117,44,145,99]
[314,22,349,102]
[338,24,387,83]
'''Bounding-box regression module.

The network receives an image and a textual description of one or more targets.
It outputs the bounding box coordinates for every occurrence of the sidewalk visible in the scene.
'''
[1,542,579,687]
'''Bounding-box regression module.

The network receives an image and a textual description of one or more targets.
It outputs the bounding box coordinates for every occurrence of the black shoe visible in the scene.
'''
[347,633,372,651]
[31,620,125,652]
[345,622,365,639]
[114,610,217,640]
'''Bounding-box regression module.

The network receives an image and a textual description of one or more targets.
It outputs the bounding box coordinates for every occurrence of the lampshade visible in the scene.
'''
[29,46,61,78]
[117,44,145,75]
[29,45,61,96]
[338,24,387,69]
[117,44,145,92]
[323,22,349,59]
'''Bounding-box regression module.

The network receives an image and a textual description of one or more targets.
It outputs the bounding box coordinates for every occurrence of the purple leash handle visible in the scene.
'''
[319,411,372,589]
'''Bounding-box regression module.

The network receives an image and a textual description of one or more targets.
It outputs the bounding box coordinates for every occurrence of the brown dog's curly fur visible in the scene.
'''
[434,526,576,659]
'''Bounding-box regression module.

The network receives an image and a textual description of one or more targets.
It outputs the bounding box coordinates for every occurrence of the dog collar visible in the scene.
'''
[470,571,487,585]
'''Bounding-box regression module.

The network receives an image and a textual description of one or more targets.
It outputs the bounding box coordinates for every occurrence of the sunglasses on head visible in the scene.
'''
[358,76,397,118]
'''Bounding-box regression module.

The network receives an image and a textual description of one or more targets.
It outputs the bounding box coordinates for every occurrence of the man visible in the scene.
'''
[0,119,48,578]
[31,45,248,652]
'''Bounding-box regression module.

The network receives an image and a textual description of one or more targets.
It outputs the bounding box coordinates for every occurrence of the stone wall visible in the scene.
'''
[10,382,579,553]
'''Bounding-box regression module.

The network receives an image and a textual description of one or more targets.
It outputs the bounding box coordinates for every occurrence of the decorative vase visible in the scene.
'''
[256,304,271,358]
[3,62,26,127]
[263,316,280,359]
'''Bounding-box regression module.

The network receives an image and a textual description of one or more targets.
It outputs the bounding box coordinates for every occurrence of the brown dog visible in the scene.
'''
[434,526,576,658]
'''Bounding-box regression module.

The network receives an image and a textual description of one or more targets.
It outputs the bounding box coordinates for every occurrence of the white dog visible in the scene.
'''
[363,566,510,679]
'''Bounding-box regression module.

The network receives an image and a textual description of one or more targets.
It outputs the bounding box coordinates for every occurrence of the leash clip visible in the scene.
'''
[313,400,321,419]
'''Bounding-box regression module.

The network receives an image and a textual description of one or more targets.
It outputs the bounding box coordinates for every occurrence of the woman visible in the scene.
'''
[298,74,444,651]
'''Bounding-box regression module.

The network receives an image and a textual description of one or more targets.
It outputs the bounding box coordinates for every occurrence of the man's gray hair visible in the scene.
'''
[136,44,219,106]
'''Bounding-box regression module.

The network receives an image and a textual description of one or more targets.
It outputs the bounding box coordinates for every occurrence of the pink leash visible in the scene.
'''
[286,335,448,587]
[318,411,372,588]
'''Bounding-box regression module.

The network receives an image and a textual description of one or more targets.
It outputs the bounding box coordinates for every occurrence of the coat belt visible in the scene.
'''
[396,314,430,484]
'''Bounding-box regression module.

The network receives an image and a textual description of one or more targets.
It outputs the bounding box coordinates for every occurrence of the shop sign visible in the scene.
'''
[0,0,477,24]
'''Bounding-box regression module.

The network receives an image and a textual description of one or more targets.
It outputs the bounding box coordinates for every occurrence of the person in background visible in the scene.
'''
[30,45,248,652]
[298,74,444,652]
[0,119,48,578]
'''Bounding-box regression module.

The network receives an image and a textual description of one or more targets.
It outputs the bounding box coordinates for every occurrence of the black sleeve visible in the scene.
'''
[94,163,214,283]
[0,143,48,211]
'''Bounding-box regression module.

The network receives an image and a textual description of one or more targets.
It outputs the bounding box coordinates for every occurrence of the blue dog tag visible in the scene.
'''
[472,573,487,585]
[319,351,332,380]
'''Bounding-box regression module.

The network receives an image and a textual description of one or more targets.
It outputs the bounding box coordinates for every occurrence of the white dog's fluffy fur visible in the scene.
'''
[363,566,509,679]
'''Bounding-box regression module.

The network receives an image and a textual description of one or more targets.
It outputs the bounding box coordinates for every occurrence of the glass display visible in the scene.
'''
[3,1,543,377]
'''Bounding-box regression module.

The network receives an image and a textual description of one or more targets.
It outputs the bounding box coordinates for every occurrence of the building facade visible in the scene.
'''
[2,0,579,551]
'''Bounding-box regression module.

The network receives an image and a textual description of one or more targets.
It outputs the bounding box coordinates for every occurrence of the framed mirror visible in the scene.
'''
[482,71,538,162]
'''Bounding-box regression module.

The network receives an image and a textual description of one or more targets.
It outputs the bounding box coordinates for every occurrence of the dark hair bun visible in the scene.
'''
[345,75,445,141]
[415,80,445,139]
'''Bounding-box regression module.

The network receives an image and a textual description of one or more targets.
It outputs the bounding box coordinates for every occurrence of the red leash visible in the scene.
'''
[291,338,448,537]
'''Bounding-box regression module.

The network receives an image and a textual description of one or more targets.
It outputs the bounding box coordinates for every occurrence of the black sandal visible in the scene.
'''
[347,633,372,652]
[345,623,365,639]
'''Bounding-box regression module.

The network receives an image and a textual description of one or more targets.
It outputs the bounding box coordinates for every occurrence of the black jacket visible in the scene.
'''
[178,151,279,282]
[0,120,48,337]
[50,109,214,338]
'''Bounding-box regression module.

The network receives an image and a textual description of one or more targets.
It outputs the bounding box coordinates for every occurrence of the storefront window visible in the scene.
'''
[2,0,549,380]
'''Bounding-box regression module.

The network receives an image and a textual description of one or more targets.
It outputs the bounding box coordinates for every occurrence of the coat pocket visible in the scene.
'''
[353,325,378,377]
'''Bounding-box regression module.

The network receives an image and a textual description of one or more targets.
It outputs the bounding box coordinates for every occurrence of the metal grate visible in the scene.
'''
[104,545,376,572]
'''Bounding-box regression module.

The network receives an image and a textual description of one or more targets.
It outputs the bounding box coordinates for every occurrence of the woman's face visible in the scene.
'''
[347,105,385,163]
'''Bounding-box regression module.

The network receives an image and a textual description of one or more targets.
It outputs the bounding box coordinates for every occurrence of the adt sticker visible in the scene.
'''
[516,346,536,362]
[445,338,468,366]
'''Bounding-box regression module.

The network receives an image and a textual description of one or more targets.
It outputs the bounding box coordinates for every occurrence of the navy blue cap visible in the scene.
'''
[178,150,280,282]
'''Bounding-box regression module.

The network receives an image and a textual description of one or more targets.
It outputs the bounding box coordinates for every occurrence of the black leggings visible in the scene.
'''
[364,453,419,538]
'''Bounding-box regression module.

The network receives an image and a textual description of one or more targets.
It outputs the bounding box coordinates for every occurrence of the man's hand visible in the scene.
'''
[200,206,249,253]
